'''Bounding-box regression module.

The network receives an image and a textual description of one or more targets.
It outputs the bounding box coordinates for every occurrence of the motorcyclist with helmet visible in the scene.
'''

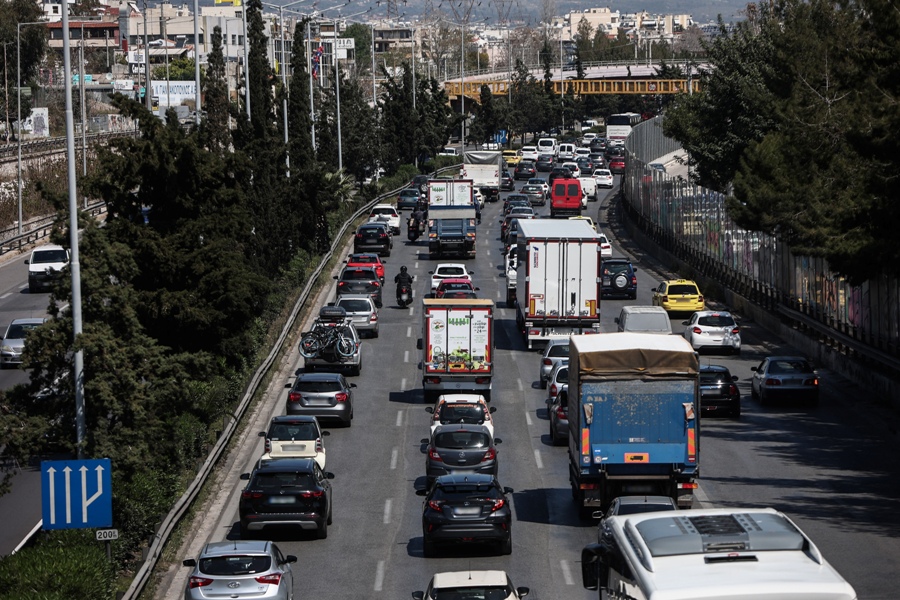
[394,266,414,305]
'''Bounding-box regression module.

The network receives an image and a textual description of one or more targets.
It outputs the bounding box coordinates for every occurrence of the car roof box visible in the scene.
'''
[318,306,347,321]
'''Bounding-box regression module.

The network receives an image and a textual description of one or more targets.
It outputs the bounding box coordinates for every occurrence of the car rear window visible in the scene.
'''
[604,262,631,275]
[522,186,541,193]
[433,587,511,600]
[442,283,472,291]
[768,360,812,374]
[341,269,376,280]
[269,422,317,440]
[667,284,699,295]
[337,299,372,312]
[294,380,343,392]
[698,315,735,327]
[358,225,383,234]
[434,431,489,449]
[548,344,570,358]
[438,267,466,277]
[199,555,272,576]
[437,403,486,422]
[432,483,503,501]
[371,207,395,215]
[350,255,377,263]
[700,371,733,385]
[625,314,670,332]
[252,472,315,490]
[567,183,580,196]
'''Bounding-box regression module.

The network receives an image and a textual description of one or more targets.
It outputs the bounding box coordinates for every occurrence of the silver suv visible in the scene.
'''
[614,305,672,335]
[333,295,379,338]
[539,339,570,388]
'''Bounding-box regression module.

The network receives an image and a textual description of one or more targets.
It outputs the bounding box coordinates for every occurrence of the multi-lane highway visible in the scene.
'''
[153,175,900,600]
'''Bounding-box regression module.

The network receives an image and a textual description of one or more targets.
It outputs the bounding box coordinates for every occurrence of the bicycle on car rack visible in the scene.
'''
[299,323,356,358]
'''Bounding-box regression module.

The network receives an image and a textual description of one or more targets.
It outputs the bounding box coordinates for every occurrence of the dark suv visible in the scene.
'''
[238,457,334,539]
[600,258,637,299]
[353,223,392,257]
[335,265,383,307]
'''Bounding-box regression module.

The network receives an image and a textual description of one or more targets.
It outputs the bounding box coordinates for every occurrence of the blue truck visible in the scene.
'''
[567,333,699,517]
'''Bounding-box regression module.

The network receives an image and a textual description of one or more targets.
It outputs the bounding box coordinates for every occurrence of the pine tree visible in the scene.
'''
[201,26,231,152]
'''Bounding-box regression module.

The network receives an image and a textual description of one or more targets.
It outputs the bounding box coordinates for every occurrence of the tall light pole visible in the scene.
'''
[193,0,201,126]
[558,24,564,133]
[61,0,87,459]
[241,0,250,119]
[143,0,151,110]
[16,20,47,237]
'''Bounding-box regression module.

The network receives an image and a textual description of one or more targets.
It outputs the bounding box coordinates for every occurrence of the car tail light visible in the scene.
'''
[300,489,325,498]
[542,358,552,365]
[428,447,443,462]
[475,377,490,384]
[481,447,496,462]
[288,391,302,403]
[698,295,704,303]
[425,377,441,385]
[549,383,558,398]
[264,439,272,453]
[316,438,324,453]
[692,327,703,334]
[255,573,282,585]
[631,276,637,285]
[372,281,380,287]
[338,281,346,287]
[335,392,349,403]
[805,378,819,386]
[188,576,214,589]
[491,498,506,512]
[556,406,566,420]
[728,384,738,395]
[765,378,781,386]
[731,327,740,334]
[528,329,541,336]
[427,500,444,511]
[241,491,264,499]
[661,295,669,302]
[370,313,377,322]
[355,233,362,239]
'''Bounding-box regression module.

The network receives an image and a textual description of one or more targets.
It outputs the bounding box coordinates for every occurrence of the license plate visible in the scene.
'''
[269,496,295,504]
[283,444,308,452]
[452,506,482,516]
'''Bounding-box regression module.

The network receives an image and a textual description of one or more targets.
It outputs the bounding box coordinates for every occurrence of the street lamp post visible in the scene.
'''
[143,0,151,110]
[193,0,200,126]
[241,0,250,119]
[16,20,47,237]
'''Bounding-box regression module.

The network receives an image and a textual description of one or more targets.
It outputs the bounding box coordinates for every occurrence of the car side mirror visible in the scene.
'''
[632,267,638,272]
[283,555,298,564]
[258,431,266,437]
[416,338,423,350]
[24,260,30,265]
[489,406,497,413]
[333,275,338,280]
[350,383,358,388]
[494,438,502,444]
[474,287,480,291]
[420,438,429,444]
[182,559,197,567]
[614,317,620,324]
[239,473,250,480]
[412,592,425,600]
[750,366,758,372]
[425,406,434,414]
[324,472,335,479]
[517,588,530,598]
[428,271,434,275]
[415,489,428,497]
[731,376,738,382]
[681,321,689,326]
[503,487,514,494]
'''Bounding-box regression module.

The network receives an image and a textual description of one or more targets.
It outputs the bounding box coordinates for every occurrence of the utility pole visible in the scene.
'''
[193,0,201,126]
[143,0,151,110]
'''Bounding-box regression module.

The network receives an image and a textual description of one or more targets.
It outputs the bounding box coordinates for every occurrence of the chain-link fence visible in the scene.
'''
[625,116,900,364]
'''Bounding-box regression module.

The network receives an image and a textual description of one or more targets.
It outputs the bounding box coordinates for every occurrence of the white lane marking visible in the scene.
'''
[534,449,544,469]
[374,560,385,591]
[406,326,412,337]
[408,306,414,317]
[560,560,575,585]
[694,482,714,508]
[525,412,533,426]
[383,498,392,524]
[0,293,10,299]
[390,447,398,470]
[486,249,491,256]
[517,378,523,391]
[401,378,408,391]
[415,261,419,269]
[396,410,403,426]
[404,350,409,363]
[496,290,502,299]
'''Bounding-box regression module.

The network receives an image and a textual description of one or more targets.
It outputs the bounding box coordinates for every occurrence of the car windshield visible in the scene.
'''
[668,284,699,295]
[198,555,272,576]
[269,422,317,440]
[438,267,466,277]
[437,403,486,423]
[626,314,670,332]
[5,323,40,339]
[294,380,343,392]
[341,270,376,280]
[252,472,315,490]
[548,344,570,358]
[33,250,68,264]
[767,360,812,374]
[432,587,512,600]
[698,315,736,327]
[337,299,372,312]
[700,371,733,385]
[434,431,490,449]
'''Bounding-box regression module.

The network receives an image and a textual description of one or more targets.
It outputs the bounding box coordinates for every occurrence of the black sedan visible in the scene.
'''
[500,171,515,191]
[421,424,502,486]
[416,473,514,557]
[238,457,334,539]
[514,161,537,180]
[699,365,741,417]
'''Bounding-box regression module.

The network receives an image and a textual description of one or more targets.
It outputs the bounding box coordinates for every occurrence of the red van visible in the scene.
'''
[550,178,583,218]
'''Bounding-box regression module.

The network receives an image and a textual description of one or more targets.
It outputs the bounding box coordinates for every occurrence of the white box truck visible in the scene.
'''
[514,219,601,349]
[460,151,502,202]
[427,179,474,207]
[417,298,494,402]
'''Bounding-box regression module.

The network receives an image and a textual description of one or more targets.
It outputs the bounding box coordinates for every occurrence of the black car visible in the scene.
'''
[238,457,335,539]
[548,166,572,183]
[353,223,392,257]
[500,171,515,191]
[600,258,638,299]
[416,473,514,557]
[699,365,741,417]
[503,194,531,215]
[335,265,383,307]
[535,154,555,172]
[412,174,429,194]
[576,157,594,173]
[514,161,537,180]
[521,184,546,206]
[421,424,502,486]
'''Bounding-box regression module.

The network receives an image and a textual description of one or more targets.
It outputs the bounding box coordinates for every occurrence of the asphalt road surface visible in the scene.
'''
[154,176,900,600]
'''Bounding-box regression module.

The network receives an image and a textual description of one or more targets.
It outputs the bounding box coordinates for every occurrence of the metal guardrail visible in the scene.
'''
[0,131,138,162]
[0,201,107,256]
[121,165,460,599]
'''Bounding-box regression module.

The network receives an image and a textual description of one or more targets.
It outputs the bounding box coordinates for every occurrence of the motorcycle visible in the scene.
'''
[397,284,412,308]
[407,217,421,242]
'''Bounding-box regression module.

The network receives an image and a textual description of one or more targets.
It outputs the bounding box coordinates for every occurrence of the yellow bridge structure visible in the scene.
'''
[444,79,699,102]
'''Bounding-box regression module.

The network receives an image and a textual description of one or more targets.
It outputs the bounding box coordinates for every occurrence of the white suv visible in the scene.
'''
[368,204,401,234]
[429,263,473,294]
[26,244,69,293]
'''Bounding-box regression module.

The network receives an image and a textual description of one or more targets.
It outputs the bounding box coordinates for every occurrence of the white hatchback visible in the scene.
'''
[593,168,614,188]
[682,310,741,354]
[368,204,401,234]
[429,263,473,293]
[598,233,613,257]
[520,145,539,162]
[427,394,496,436]
[561,161,581,178]
[414,570,530,600]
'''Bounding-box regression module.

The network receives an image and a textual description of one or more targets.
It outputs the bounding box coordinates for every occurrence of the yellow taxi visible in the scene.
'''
[502,149,523,166]
[651,279,705,313]
[568,215,597,231]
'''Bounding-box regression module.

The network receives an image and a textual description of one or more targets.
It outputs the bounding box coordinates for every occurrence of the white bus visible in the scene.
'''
[582,507,857,600]
[605,112,642,145]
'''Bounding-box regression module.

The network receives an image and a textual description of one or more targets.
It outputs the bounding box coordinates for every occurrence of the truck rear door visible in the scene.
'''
[524,238,599,321]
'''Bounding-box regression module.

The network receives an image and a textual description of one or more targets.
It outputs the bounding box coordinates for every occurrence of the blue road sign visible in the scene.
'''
[494,130,508,145]
[41,459,112,530]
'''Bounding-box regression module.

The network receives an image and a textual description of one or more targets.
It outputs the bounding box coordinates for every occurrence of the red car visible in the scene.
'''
[346,253,385,282]
[609,157,626,174]
[434,278,479,299]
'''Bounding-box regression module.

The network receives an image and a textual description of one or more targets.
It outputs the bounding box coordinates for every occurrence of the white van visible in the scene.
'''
[578,176,597,202]
[558,143,576,161]
[582,508,857,600]
[614,305,671,334]
[26,244,70,293]
[537,137,558,157]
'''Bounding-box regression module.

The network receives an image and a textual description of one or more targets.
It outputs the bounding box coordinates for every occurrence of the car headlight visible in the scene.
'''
[1,345,14,353]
